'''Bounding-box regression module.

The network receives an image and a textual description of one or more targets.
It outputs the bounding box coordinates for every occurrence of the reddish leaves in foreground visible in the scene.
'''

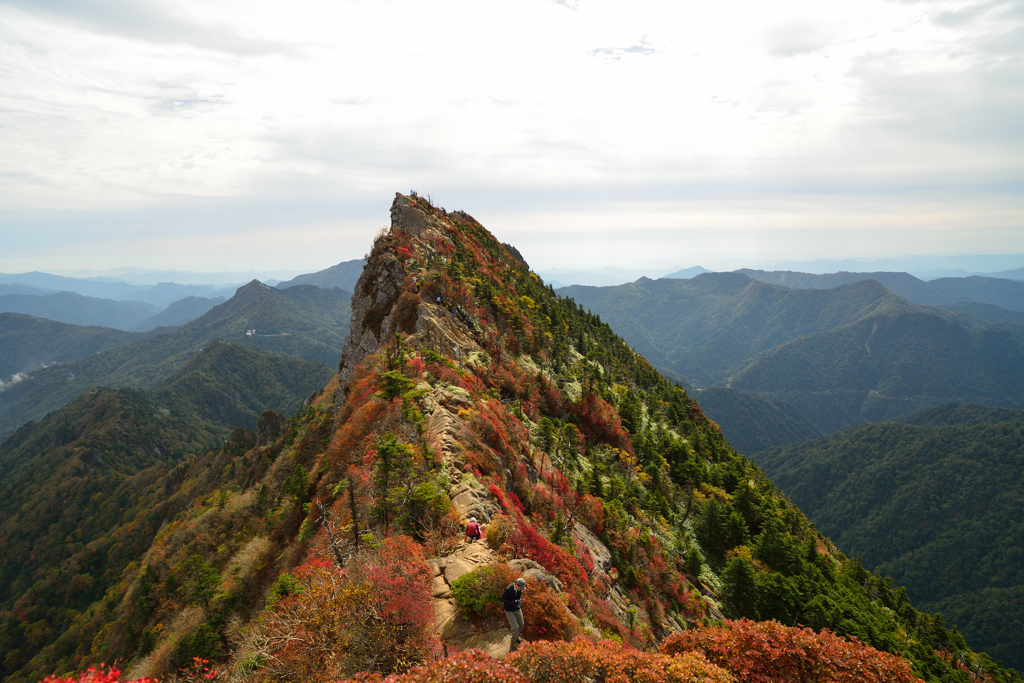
[661,619,923,683]
[507,639,733,683]
[41,669,155,683]
[338,641,731,683]
[339,649,528,683]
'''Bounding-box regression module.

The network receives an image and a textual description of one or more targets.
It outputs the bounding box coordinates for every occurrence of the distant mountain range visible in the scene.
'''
[0,291,161,330]
[276,258,365,292]
[753,403,1024,670]
[739,269,1024,312]
[0,313,137,380]
[559,271,1024,436]
[0,260,368,332]
[537,265,707,288]
[130,295,227,332]
[0,282,351,439]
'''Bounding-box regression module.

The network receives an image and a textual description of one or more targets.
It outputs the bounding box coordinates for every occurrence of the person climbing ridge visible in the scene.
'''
[502,577,526,652]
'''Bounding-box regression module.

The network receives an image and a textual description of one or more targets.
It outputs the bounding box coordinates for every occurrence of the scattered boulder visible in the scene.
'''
[508,558,563,593]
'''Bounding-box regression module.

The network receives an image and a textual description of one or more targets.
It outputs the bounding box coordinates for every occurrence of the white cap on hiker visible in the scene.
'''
[470,517,476,522]
[516,578,526,588]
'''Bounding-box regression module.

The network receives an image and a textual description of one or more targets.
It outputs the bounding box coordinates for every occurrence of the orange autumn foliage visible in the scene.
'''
[661,619,922,683]
[506,639,733,683]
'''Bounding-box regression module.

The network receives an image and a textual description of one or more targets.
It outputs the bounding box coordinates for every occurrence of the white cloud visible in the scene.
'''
[0,372,29,393]
[0,0,1021,272]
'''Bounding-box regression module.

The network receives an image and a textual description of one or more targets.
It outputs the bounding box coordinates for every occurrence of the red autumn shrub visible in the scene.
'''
[521,580,583,643]
[571,393,632,454]
[254,537,438,681]
[337,649,528,683]
[589,597,631,642]
[41,668,157,683]
[661,619,922,683]
[507,639,733,683]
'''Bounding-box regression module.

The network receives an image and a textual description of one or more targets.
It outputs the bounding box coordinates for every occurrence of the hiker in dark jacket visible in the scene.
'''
[502,577,526,651]
[465,517,482,543]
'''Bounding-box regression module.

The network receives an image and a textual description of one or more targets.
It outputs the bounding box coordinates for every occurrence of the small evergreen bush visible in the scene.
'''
[450,564,517,619]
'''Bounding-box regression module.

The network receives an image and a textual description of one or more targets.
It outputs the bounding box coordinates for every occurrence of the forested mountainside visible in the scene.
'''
[928,276,1024,312]
[753,404,1024,670]
[735,269,961,307]
[130,296,226,333]
[559,274,903,387]
[689,387,822,454]
[0,341,333,681]
[0,192,1014,683]
[736,270,1024,313]
[0,292,159,331]
[150,341,334,429]
[729,310,1024,434]
[0,283,351,440]
[558,275,1024,435]
[937,302,1024,325]
[276,258,365,292]
[0,314,137,380]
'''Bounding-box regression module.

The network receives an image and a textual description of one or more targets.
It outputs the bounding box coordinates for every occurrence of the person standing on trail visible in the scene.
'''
[503,577,526,652]
[465,517,482,543]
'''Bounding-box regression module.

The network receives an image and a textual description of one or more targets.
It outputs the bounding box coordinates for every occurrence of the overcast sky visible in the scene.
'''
[1,0,1022,276]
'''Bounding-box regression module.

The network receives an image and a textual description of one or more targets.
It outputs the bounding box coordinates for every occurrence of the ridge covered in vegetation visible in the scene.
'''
[0,193,1017,683]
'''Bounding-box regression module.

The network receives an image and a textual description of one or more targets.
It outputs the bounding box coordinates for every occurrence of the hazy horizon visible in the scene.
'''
[3,251,1023,289]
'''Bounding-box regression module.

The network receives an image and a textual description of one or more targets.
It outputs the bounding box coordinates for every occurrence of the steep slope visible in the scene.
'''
[130,296,226,332]
[753,405,1024,670]
[276,258,365,292]
[896,402,1024,427]
[1,194,1016,683]
[0,291,159,330]
[690,387,822,454]
[0,283,351,439]
[151,340,334,428]
[0,313,137,380]
[937,301,1024,325]
[730,311,1024,434]
[0,388,233,681]
[560,273,1024,435]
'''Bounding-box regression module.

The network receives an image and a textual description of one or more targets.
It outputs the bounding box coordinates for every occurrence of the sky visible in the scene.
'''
[1,0,1022,277]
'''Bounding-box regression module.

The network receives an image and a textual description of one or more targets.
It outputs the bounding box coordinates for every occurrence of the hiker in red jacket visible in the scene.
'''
[465,517,482,543]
